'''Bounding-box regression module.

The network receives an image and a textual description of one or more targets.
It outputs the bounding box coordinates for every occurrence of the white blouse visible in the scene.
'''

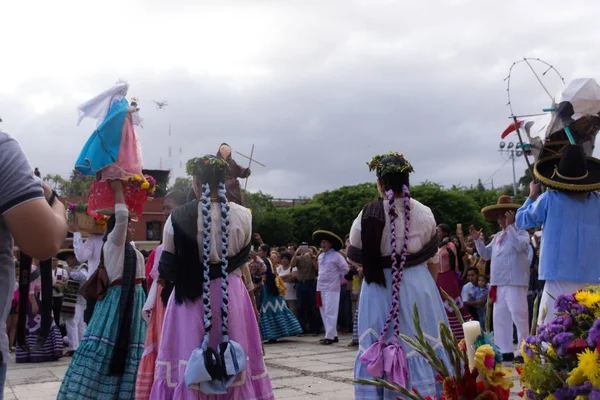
[104,203,146,283]
[162,201,252,270]
[349,198,439,264]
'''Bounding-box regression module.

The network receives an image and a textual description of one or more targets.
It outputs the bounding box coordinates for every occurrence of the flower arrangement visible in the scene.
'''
[124,174,157,197]
[356,291,513,400]
[185,156,229,176]
[66,201,109,232]
[367,151,415,177]
[518,287,600,399]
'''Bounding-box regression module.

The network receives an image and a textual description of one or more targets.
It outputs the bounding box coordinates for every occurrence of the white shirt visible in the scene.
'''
[103,203,145,283]
[52,267,69,298]
[68,264,90,305]
[474,225,530,287]
[73,232,103,276]
[317,250,349,292]
[461,282,476,303]
[277,265,296,301]
[349,198,440,264]
[162,202,252,264]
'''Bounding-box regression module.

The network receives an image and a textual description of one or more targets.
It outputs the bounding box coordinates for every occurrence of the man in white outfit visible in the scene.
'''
[313,230,348,345]
[470,195,530,362]
[57,249,89,356]
[70,218,103,323]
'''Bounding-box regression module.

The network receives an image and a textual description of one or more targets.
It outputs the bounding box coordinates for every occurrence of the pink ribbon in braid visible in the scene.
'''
[359,185,411,386]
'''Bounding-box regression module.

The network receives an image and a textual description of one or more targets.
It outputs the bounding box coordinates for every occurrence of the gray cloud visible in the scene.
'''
[1,0,599,198]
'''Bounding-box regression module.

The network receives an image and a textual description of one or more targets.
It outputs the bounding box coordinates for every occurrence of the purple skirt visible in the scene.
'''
[149,274,274,400]
[16,295,63,363]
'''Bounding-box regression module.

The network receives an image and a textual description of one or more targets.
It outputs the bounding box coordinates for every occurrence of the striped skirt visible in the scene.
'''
[259,287,303,341]
[57,285,147,400]
[15,294,63,363]
[436,270,472,340]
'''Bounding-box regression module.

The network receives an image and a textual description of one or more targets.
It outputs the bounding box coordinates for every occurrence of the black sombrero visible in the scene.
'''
[534,144,600,192]
[56,248,76,261]
[312,230,343,251]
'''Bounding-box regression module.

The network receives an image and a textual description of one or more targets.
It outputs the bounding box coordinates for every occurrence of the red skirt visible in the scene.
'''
[436,270,472,340]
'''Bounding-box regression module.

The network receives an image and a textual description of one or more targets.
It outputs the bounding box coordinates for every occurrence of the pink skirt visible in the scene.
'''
[149,275,273,400]
[135,285,167,400]
[100,115,142,181]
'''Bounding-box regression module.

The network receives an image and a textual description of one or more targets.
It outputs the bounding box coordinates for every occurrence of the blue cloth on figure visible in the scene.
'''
[516,191,600,283]
[75,98,129,175]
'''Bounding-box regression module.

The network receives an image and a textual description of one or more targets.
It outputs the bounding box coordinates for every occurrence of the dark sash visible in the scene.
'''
[347,198,439,285]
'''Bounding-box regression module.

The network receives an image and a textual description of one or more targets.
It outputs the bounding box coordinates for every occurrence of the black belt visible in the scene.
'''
[297,279,316,284]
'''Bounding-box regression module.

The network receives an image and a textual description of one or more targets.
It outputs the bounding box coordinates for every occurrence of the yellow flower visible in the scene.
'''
[133,175,142,182]
[520,341,535,365]
[575,290,600,308]
[474,344,495,374]
[141,182,150,190]
[546,343,556,358]
[577,348,600,379]
[486,365,513,390]
[544,395,556,400]
[567,367,586,386]
[575,396,586,400]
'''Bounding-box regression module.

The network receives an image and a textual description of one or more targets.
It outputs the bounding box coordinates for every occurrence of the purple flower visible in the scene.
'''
[526,389,534,400]
[526,335,540,346]
[590,389,600,400]
[570,303,589,316]
[555,294,575,312]
[587,318,600,347]
[552,332,574,356]
[68,203,76,211]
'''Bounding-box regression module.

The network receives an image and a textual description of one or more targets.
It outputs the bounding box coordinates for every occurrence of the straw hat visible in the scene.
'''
[481,195,521,222]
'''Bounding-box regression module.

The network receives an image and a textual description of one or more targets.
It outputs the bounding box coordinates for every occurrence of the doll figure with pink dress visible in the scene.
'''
[75,82,152,217]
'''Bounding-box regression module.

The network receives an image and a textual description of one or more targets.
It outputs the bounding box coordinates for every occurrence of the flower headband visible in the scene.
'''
[367,151,415,177]
[185,155,229,176]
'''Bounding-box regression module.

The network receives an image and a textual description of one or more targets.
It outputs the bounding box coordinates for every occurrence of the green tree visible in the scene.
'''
[253,210,296,245]
[62,170,95,197]
[243,190,275,221]
[170,177,192,194]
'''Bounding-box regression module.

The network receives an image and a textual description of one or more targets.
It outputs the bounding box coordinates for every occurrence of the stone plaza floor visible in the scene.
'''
[4,334,523,399]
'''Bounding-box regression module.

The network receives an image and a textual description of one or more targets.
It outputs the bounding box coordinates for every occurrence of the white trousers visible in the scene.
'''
[538,280,594,325]
[66,303,87,351]
[319,291,340,340]
[493,285,529,355]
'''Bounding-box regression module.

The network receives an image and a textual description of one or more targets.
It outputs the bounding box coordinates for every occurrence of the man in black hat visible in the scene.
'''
[517,144,600,324]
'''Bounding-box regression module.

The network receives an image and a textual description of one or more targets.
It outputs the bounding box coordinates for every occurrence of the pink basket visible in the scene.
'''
[87,181,148,220]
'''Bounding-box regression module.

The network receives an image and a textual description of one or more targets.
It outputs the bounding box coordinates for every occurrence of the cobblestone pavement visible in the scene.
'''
[3,334,523,399]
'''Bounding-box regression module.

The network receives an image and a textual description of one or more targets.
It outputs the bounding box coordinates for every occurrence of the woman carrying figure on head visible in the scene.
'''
[58,180,147,399]
[348,152,452,399]
[149,155,272,399]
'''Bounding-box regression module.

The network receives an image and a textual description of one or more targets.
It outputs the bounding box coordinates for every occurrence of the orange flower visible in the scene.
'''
[204,160,210,165]
[442,376,459,400]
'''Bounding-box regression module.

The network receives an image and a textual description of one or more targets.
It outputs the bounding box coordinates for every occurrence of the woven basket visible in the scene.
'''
[76,212,104,235]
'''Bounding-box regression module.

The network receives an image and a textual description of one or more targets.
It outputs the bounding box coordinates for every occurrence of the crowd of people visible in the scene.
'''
[1,120,598,399]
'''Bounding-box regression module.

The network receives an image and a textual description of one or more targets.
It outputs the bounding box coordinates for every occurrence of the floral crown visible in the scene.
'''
[367,151,414,177]
[185,155,229,176]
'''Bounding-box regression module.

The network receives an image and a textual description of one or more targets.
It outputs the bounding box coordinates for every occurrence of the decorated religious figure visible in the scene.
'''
[74,82,153,217]
[216,143,250,205]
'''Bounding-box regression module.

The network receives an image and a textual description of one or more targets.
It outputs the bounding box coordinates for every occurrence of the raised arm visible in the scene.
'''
[72,231,94,263]
[107,181,128,247]
[516,184,548,231]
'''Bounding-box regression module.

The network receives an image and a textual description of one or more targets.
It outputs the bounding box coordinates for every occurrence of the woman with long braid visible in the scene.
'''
[150,155,272,399]
[58,180,147,399]
[347,153,452,399]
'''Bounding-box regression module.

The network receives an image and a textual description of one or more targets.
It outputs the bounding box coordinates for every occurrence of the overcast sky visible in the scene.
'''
[1,0,599,198]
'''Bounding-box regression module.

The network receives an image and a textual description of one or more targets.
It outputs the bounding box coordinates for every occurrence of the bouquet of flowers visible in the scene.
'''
[518,287,600,399]
[356,292,513,400]
[124,174,157,198]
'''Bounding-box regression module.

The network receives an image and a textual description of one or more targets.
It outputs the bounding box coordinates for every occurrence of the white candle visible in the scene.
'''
[462,321,481,370]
